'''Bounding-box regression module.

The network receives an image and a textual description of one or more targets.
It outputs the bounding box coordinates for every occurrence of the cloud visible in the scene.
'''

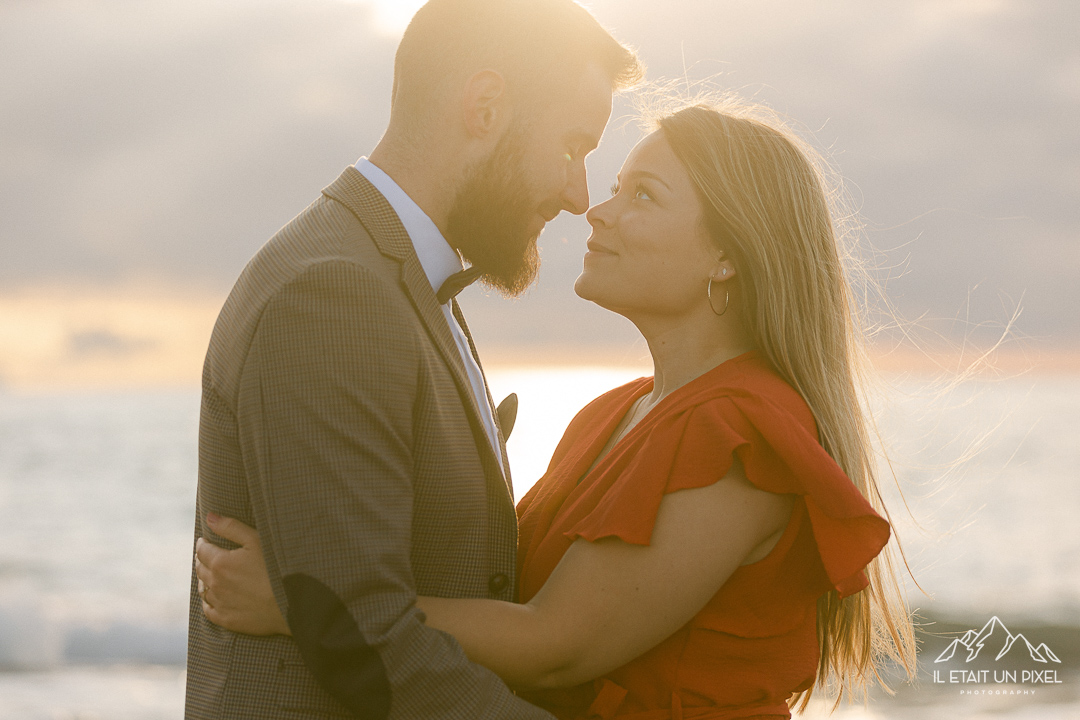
[1,0,1077,352]
[0,286,220,388]
[1,0,395,288]
[66,329,156,359]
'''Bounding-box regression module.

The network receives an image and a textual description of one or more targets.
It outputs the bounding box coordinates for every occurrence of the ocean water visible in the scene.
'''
[0,368,1077,718]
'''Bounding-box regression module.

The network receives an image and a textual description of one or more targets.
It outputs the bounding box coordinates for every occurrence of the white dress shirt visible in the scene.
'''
[355,158,505,475]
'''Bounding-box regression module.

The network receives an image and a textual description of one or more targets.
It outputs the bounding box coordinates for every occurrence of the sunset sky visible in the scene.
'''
[1,0,1077,387]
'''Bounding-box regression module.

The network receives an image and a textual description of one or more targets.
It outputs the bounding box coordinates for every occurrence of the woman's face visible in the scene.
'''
[574,131,722,321]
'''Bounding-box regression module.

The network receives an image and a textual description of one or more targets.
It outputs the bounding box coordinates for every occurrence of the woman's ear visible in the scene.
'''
[462,69,509,138]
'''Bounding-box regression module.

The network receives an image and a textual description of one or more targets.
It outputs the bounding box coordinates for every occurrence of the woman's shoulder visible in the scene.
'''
[663,352,889,598]
[669,351,817,438]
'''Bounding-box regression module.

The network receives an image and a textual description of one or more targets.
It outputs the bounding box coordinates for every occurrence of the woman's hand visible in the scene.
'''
[195,513,291,636]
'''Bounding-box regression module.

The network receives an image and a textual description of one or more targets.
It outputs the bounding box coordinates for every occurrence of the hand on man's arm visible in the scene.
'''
[196,514,289,636]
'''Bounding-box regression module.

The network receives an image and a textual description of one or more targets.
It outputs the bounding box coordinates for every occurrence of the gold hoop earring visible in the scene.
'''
[707,278,729,316]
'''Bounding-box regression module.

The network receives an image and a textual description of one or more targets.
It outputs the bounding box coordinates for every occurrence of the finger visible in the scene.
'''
[195,558,211,586]
[202,598,219,624]
[202,583,220,610]
[196,537,228,569]
[206,513,260,548]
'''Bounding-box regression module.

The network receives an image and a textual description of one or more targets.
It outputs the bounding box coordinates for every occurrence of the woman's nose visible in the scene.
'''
[586,195,616,228]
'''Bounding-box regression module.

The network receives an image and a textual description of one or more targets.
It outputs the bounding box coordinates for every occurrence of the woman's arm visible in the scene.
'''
[197,460,792,688]
[418,459,793,689]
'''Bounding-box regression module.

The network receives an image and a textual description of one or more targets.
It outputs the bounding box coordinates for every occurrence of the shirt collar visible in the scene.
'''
[355,157,463,298]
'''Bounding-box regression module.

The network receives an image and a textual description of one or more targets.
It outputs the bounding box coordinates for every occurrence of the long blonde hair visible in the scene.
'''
[656,100,917,707]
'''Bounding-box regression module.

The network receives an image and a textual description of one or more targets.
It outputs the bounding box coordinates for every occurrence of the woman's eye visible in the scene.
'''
[610,182,620,197]
[634,186,652,201]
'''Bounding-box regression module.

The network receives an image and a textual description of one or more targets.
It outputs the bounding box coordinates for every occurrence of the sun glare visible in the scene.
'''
[339,0,427,36]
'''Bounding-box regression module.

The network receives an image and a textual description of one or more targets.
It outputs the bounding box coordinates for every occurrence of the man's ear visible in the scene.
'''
[462,69,509,138]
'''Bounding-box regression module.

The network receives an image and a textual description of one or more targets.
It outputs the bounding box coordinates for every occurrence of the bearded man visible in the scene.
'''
[185,0,641,717]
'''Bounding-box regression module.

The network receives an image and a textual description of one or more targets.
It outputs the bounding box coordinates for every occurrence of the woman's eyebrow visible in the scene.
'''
[623,169,672,190]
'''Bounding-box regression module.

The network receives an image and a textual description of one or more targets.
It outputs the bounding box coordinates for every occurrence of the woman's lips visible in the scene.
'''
[584,239,616,259]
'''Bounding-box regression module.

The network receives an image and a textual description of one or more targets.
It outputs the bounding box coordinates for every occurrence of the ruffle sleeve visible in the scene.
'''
[565,390,890,599]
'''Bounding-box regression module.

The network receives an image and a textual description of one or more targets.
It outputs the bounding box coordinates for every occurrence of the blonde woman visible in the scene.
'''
[196,100,916,719]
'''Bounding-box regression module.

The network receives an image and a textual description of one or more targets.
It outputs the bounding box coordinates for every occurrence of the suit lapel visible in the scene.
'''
[321,167,509,493]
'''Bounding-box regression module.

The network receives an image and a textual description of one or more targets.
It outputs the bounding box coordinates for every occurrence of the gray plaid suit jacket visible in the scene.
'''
[185,166,553,719]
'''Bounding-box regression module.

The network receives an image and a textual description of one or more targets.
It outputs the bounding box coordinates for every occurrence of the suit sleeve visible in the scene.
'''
[236,261,552,719]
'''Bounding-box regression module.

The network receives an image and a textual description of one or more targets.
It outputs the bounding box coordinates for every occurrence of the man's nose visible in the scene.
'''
[561,163,590,215]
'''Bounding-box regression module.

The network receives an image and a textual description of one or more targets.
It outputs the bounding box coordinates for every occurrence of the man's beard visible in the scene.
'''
[445,127,545,298]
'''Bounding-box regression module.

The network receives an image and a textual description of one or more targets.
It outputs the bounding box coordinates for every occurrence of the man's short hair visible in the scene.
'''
[392,0,642,122]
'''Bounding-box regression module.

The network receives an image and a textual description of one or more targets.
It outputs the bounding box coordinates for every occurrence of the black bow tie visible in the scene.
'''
[436,266,484,304]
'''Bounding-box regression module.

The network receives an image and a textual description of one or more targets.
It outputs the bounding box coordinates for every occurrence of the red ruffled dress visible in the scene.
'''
[515,352,890,720]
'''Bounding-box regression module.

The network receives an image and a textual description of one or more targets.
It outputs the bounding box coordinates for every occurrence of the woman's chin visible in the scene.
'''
[573,273,600,303]
[573,276,622,316]
[572,272,586,295]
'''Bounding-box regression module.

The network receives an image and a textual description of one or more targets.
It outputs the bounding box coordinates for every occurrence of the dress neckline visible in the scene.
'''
[574,349,761,487]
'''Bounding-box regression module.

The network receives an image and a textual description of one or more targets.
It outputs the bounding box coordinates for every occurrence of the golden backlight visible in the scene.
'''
[343,0,428,35]
[0,287,223,390]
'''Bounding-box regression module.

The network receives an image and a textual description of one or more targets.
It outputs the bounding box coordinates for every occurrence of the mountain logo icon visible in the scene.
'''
[935,616,1062,664]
